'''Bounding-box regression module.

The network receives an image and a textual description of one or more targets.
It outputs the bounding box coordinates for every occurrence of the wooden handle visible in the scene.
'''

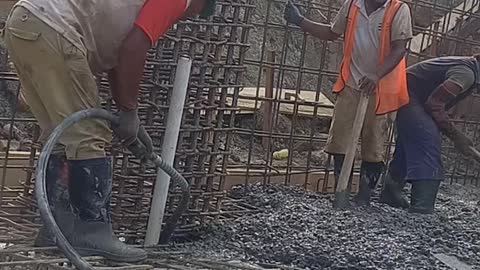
[335,95,369,193]
[469,146,480,161]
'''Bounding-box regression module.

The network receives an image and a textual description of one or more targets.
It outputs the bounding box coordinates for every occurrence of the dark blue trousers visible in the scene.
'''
[389,95,444,182]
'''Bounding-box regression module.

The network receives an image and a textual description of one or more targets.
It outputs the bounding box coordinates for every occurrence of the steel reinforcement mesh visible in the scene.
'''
[0,0,257,246]
[0,0,480,257]
[232,0,480,192]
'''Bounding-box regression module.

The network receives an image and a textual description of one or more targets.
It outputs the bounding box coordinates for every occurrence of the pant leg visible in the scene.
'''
[395,98,444,181]
[360,94,389,163]
[325,86,359,155]
[325,86,388,163]
[388,125,407,180]
[4,7,112,160]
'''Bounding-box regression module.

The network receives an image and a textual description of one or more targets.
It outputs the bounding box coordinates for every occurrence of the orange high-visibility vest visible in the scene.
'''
[333,0,409,115]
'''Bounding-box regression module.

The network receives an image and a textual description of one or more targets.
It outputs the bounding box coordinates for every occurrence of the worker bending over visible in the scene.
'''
[3,0,215,262]
[379,56,480,214]
[284,0,413,205]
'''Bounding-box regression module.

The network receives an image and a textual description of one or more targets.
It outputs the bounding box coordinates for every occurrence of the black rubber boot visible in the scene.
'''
[378,172,409,209]
[68,157,147,262]
[353,161,384,206]
[34,155,74,247]
[408,179,441,214]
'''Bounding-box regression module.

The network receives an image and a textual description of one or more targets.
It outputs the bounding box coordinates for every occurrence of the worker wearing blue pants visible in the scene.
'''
[379,56,480,214]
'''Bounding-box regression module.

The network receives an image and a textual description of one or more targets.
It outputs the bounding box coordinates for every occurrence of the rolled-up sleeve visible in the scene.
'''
[445,65,475,91]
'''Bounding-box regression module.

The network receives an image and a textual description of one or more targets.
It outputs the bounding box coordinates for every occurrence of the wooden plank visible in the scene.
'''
[227,87,334,117]
[433,253,473,270]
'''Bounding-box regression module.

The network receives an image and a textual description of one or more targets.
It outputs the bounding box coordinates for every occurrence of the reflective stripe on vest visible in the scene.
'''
[333,0,409,115]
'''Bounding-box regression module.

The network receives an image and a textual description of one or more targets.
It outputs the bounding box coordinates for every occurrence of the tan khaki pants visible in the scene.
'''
[3,7,112,160]
[325,86,391,163]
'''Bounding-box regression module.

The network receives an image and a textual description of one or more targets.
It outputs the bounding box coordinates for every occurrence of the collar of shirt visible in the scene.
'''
[354,0,391,17]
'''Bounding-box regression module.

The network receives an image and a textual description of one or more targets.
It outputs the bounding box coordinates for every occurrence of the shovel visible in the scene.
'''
[333,94,369,209]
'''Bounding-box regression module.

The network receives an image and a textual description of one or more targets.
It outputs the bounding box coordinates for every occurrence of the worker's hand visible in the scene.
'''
[359,75,379,96]
[115,108,140,146]
[284,1,304,26]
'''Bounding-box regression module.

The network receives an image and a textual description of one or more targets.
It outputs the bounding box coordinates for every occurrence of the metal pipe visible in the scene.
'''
[145,55,192,246]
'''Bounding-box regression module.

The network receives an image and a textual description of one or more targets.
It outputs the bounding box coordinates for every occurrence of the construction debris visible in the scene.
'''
[179,183,480,270]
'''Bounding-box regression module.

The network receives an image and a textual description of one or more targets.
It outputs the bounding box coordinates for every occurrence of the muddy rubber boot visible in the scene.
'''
[353,162,384,206]
[34,155,74,247]
[68,157,147,263]
[408,179,441,214]
[332,154,353,209]
[378,172,409,209]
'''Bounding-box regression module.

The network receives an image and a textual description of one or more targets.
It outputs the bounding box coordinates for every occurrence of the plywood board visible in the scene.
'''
[0,151,33,187]
[227,87,334,117]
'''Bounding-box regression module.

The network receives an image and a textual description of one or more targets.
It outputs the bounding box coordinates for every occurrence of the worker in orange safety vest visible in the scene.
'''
[284,0,413,206]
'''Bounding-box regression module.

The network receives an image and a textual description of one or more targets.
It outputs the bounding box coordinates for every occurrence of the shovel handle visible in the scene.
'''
[469,146,480,161]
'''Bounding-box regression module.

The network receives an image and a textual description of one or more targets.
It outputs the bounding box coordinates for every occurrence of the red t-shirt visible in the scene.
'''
[135,0,188,45]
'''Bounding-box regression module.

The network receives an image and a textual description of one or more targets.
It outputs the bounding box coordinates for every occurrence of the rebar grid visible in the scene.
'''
[236,0,480,192]
[0,244,279,270]
[0,0,480,263]
[0,0,257,245]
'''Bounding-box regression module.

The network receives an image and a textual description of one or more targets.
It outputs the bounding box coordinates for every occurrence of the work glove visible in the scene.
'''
[127,125,154,160]
[114,108,153,157]
[115,108,140,146]
[284,1,304,26]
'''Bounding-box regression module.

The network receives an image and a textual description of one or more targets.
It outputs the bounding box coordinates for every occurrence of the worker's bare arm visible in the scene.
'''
[375,39,408,81]
[110,25,150,111]
[108,25,150,145]
[359,2,414,94]
[374,1,413,80]
[284,0,341,41]
[359,39,409,95]
[299,19,341,41]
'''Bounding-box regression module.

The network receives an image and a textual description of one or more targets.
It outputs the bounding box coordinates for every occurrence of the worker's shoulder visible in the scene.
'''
[408,56,477,70]
[397,1,412,11]
[407,56,479,85]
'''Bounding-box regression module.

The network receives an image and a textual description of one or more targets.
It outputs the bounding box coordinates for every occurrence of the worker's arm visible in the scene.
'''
[425,66,479,160]
[359,40,408,95]
[360,3,413,94]
[283,1,342,41]
[299,19,341,41]
[110,0,189,146]
[109,26,150,112]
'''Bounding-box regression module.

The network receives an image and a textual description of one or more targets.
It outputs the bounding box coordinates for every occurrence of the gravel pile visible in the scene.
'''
[180,183,480,270]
